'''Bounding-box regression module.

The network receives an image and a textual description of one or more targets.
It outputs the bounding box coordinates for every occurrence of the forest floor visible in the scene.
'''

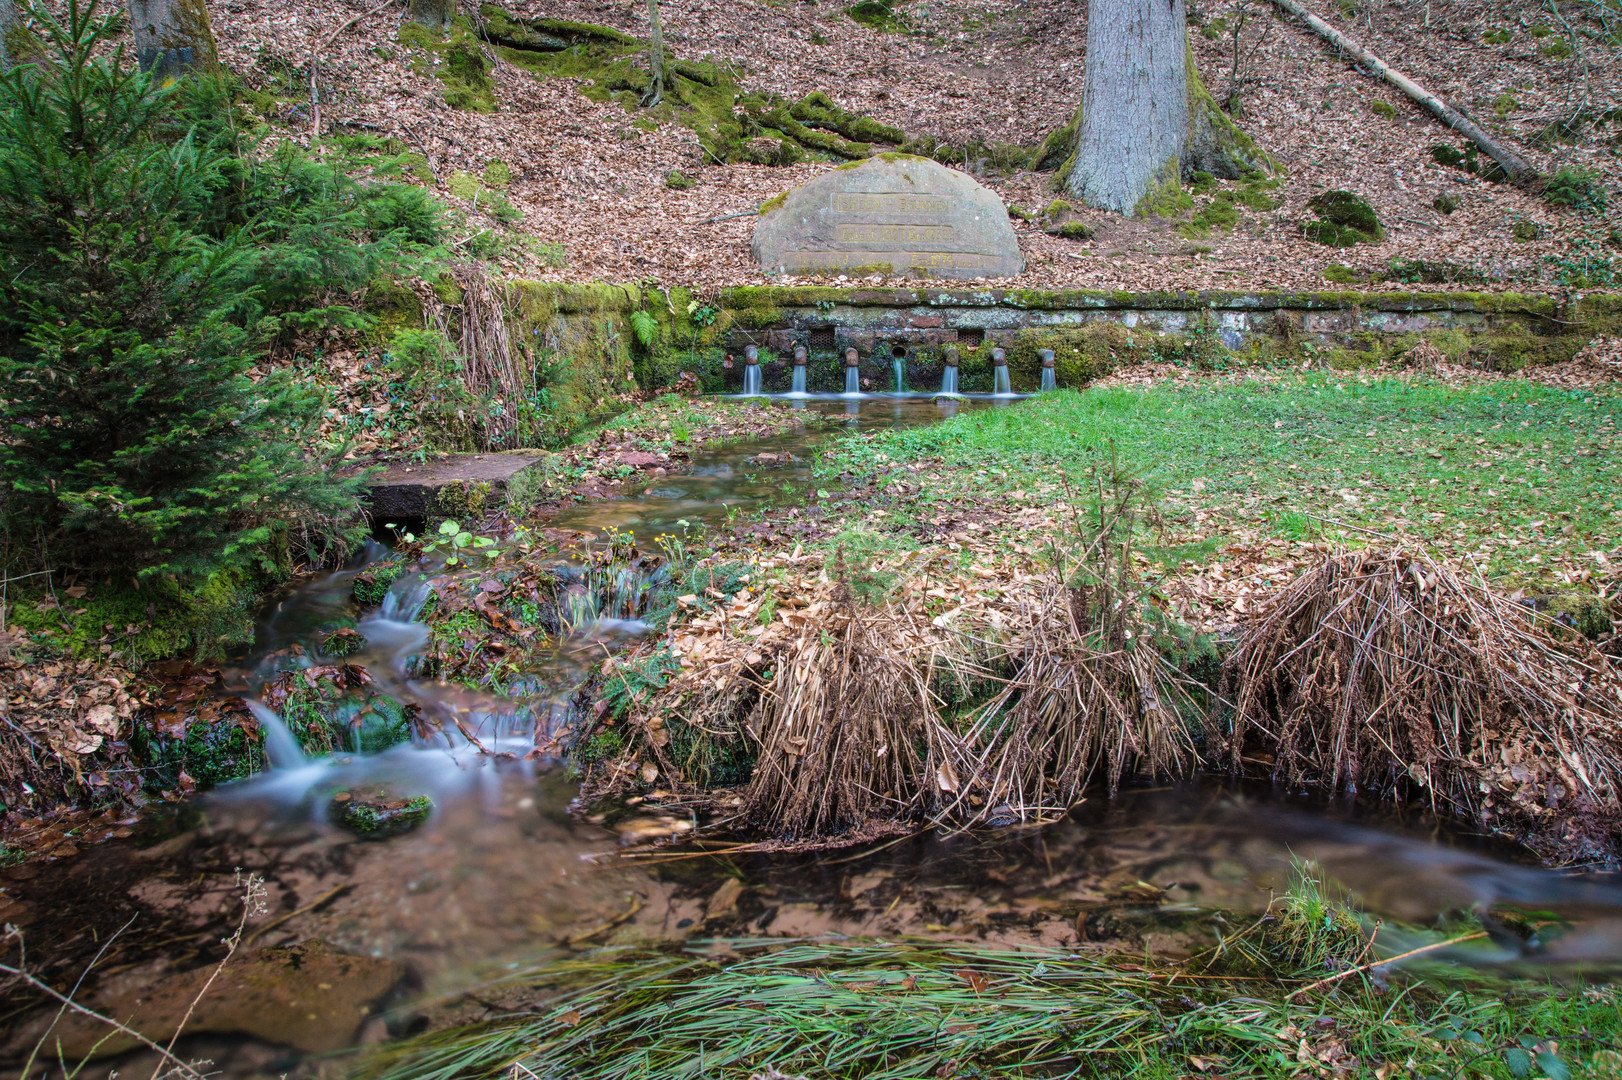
[219,0,1622,292]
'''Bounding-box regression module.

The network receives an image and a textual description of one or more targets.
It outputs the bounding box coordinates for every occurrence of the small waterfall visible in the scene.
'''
[993,366,1012,395]
[845,367,861,395]
[791,366,807,394]
[380,573,434,623]
[940,367,958,395]
[742,365,762,396]
[892,356,906,393]
[247,700,309,769]
[1041,368,1056,392]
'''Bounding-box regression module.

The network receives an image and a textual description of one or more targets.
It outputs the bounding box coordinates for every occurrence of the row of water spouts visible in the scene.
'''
[741,344,1058,397]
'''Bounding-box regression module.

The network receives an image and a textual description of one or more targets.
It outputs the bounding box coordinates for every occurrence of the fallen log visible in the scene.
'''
[1268,0,1539,186]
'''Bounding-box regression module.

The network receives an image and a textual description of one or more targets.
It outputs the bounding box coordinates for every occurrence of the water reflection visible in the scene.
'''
[553,395,986,545]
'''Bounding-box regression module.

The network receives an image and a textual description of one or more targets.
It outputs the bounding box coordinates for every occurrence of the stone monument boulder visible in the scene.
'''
[751,155,1024,280]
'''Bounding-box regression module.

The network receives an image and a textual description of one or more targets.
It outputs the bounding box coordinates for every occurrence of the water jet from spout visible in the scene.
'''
[790,345,807,395]
[992,347,1012,396]
[940,347,959,395]
[1039,349,1056,393]
[843,347,861,396]
[742,345,762,397]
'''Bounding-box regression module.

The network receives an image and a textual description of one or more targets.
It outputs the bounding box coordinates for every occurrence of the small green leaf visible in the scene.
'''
[816,489,830,499]
[1536,1051,1571,1080]
[439,520,459,535]
[1504,1048,1533,1078]
[455,531,473,546]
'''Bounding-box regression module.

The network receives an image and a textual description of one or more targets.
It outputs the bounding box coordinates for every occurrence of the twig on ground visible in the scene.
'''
[151,870,269,1079]
[1286,929,1486,1000]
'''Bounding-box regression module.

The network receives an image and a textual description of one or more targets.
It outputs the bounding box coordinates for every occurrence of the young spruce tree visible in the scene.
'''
[0,1,360,581]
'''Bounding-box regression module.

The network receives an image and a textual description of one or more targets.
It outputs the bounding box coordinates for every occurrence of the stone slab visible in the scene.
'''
[752,155,1023,281]
[367,453,544,519]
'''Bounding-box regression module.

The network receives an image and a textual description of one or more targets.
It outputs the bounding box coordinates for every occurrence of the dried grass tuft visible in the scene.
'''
[953,576,1201,821]
[740,583,967,836]
[1224,546,1622,826]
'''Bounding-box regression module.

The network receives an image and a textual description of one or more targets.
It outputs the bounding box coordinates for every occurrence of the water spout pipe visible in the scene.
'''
[793,345,807,365]
[943,348,959,367]
[845,347,860,367]
[991,347,1007,366]
[1039,349,1055,368]
[744,344,759,365]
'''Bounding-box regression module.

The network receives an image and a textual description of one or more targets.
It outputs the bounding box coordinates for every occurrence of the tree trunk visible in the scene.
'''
[128,0,217,78]
[1066,0,1189,216]
[407,0,452,31]
[642,0,666,107]
[1,0,17,71]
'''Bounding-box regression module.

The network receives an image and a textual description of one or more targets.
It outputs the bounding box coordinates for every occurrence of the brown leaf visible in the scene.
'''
[954,969,990,993]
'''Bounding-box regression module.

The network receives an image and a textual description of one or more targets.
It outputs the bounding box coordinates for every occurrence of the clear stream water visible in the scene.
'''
[4,396,1622,1074]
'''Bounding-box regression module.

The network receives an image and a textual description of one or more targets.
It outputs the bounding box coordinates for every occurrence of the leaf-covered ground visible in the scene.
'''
[216,0,1622,290]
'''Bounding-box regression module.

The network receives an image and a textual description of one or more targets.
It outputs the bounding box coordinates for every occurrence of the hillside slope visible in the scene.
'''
[218,0,1621,290]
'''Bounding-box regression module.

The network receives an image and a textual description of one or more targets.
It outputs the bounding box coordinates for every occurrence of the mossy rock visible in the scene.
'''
[1322,264,1360,285]
[354,562,406,607]
[1054,220,1094,241]
[321,627,367,659]
[1433,193,1459,215]
[664,169,696,190]
[1512,220,1542,242]
[1370,101,1396,119]
[1532,589,1613,640]
[1430,143,1466,168]
[846,0,905,31]
[1303,190,1382,246]
[331,790,434,839]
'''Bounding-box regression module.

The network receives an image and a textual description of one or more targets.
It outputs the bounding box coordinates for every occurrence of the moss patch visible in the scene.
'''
[331,790,434,839]
[1133,160,1195,220]
[1303,190,1382,246]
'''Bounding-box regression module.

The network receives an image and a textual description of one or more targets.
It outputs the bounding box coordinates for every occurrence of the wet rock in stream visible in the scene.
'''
[330,788,434,839]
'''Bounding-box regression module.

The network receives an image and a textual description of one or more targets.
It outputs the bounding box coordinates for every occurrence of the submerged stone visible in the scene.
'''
[13,940,405,1057]
[751,155,1023,280]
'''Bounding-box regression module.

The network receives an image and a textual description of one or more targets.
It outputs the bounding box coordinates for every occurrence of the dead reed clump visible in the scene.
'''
[949,459,1205,821]
[739,583,969,836]
[1224,547,1622,826]
[951,575,1202,821]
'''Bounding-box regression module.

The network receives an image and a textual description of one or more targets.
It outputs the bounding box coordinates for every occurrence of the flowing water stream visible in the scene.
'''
[4,396,1622,1074]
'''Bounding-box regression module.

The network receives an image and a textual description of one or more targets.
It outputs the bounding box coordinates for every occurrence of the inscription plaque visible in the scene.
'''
[752,156,1023,280]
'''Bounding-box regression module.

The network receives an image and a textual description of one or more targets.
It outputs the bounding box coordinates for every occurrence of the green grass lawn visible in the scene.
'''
[822,375,1622,578]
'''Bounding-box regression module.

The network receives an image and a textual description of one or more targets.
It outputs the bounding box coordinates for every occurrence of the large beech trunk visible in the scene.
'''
[1066,0,1189,215]
[407,0,452,31]
[127,0,217,78]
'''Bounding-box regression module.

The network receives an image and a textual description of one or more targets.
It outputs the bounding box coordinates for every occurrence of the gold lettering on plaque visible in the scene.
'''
[830,192,950,215]
[834,223,953,245]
